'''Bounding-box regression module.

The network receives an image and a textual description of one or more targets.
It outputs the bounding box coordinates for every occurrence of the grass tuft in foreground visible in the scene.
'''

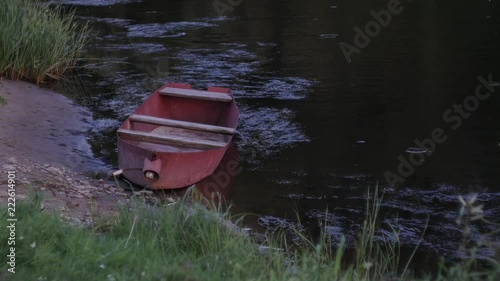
[0,189,498,281]
[0,0,89,84]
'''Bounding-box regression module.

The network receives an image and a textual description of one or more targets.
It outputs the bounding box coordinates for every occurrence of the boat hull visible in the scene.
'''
[118,139,228,189]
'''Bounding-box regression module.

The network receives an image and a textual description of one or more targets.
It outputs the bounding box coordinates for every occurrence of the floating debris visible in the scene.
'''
[319,33,338,39]
[405,147,430,154]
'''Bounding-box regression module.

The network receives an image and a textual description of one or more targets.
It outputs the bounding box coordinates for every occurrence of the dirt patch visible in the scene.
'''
[0,79,134,224]
[1,156,131,225]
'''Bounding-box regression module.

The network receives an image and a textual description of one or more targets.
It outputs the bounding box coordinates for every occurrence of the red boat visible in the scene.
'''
[116,82,239,189]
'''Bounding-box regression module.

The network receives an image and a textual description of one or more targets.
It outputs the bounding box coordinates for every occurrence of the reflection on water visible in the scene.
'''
[167,143,239,207]
[235,105,309,164]
[59,0,141,6]
[56,0,500,264]
[127,19,221,38]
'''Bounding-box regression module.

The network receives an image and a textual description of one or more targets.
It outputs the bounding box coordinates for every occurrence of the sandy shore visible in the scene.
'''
[0,79,104,170]
[0,79,131,224]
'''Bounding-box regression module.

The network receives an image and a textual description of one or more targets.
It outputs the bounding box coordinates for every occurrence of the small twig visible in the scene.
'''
[124,215,137,247]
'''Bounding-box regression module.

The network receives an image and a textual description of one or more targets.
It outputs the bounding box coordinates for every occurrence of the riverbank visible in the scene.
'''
[2,188,499,281]
[0,157,128,225]
[0,79,130,224]
[0,79,104,170]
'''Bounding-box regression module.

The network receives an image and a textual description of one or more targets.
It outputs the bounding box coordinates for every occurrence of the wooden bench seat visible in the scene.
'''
[117,129,227,150]
[159,87,233,103]
[129,114,235,135]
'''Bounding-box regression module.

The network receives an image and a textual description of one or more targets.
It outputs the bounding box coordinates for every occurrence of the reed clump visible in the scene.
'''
[0,0,89,84]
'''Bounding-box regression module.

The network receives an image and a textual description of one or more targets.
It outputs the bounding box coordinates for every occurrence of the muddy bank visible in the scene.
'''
[0,79,130,223]
[0,79,105,171]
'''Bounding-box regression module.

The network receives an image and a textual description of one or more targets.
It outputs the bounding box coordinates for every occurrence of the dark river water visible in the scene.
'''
[56,0,499,270]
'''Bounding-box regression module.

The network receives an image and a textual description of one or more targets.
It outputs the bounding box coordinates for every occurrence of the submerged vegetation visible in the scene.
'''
[0,189,498,281]
[0,0,89,84]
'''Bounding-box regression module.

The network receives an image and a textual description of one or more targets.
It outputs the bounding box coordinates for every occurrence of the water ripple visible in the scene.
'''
[236,106,310,160]
[60,0,141,6]
[128,21,218,38]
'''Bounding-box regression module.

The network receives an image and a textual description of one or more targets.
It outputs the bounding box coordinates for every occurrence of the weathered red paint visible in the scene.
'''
[117,82,239,189]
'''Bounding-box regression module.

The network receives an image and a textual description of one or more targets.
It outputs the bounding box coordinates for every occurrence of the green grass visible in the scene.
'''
[0,96,6,106]
[0,0,89,84]
[0,190,498,281]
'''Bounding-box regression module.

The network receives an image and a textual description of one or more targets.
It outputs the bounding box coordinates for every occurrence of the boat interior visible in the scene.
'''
[117,85,238,152]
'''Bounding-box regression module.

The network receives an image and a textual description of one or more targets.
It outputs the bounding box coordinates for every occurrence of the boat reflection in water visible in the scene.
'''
[168,143,240,206]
